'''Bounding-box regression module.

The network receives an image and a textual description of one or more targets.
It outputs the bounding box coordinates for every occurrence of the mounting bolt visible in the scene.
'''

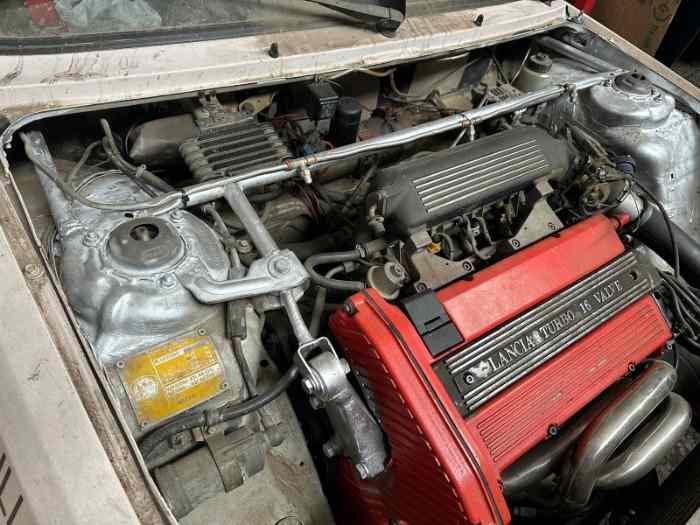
[415,282,428,293]
[160,274,177,289]
[24,263,44,280]
[272,257,291,275]
[547,424,559,437]
[197,328,207,336]
[237,239,252,254]
[510,239,521,249]
[343,302,357,316]
[83,231,100,246]
[268,42,280,58]
[356,463,370,480]
[116,360,126,369]
[547,222,557,231]
[462,261,473,272]
[170,210,184,222]
[627,362,636,373]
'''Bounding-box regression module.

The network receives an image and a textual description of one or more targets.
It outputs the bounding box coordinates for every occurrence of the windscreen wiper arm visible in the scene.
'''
[302,0,406,35]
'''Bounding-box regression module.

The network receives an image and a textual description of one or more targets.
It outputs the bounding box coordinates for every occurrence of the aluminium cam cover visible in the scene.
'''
[368,126,571,234]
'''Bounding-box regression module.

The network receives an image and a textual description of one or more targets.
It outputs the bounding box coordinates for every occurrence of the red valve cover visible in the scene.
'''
[329,215,671,525]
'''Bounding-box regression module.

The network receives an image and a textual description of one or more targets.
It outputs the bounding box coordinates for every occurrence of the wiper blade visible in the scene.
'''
[303,0,406,35]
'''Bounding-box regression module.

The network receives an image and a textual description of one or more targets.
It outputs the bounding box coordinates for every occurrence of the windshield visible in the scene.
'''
[0,0,507,51]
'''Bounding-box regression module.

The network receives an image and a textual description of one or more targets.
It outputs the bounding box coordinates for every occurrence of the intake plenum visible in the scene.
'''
[367,126,571,235]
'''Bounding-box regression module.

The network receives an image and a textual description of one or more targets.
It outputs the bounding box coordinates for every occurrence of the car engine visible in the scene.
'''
[10,29,700,525]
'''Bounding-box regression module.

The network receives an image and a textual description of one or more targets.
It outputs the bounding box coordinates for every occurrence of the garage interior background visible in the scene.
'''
[577,0,699,86]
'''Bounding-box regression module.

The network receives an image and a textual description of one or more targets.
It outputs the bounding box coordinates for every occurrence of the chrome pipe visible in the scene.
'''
[561,360,678,508]
[596,392,691,490]
[502,397,607,496]
[170,70,624,213]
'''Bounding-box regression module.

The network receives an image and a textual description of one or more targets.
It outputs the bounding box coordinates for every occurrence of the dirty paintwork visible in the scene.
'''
[0,0,565,127]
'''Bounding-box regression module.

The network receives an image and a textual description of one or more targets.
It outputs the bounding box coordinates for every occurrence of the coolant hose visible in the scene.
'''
[139,365,299,461]
[304,249,365,291]
[635,205,700,287]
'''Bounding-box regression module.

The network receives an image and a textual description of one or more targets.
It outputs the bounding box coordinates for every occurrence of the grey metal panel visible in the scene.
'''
[0,224,140,525]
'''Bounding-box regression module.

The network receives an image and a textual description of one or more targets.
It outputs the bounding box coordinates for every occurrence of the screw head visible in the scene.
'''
[343,302,357,315]
[116,360,126,369]
[24,263,44,280]
[462,261,473,272]
[547,424,559,437]
[511,239,521,248]
[416,282,428,293]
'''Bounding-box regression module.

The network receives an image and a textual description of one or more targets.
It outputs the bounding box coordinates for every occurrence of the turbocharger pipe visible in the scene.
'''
[502,360,691,502]
[561,360,690,508]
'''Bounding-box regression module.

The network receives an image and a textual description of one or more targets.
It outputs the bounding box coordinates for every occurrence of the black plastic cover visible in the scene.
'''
[369,126,570,235]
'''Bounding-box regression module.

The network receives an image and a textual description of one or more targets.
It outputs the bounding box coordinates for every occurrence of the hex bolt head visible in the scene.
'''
[356,463,370,480]
[272,257,291,275]
[159,274,177,289]
[237,239,252,254]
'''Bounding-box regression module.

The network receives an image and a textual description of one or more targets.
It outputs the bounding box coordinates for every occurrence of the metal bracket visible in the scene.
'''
[179,249,308,304]
[296,338,388,479]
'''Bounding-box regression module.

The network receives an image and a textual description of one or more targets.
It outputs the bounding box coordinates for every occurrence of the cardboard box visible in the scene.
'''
[592,0,681,55]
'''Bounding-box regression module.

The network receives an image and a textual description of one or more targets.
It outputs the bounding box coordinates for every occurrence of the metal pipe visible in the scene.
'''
[596,392,691,489]
[561,360,677,508]
[502,397,607,496]
[223,183,278,257]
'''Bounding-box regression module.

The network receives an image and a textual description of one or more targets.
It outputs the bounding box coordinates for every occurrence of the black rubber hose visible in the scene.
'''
[139,365,298,460]
[635,205,700,287]
[304,249,365,291]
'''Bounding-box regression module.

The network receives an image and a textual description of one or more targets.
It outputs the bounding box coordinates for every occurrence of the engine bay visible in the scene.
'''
[7,27,700,525]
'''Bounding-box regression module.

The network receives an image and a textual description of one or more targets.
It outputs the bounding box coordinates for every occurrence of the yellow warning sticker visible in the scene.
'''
[119,334,225,426]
